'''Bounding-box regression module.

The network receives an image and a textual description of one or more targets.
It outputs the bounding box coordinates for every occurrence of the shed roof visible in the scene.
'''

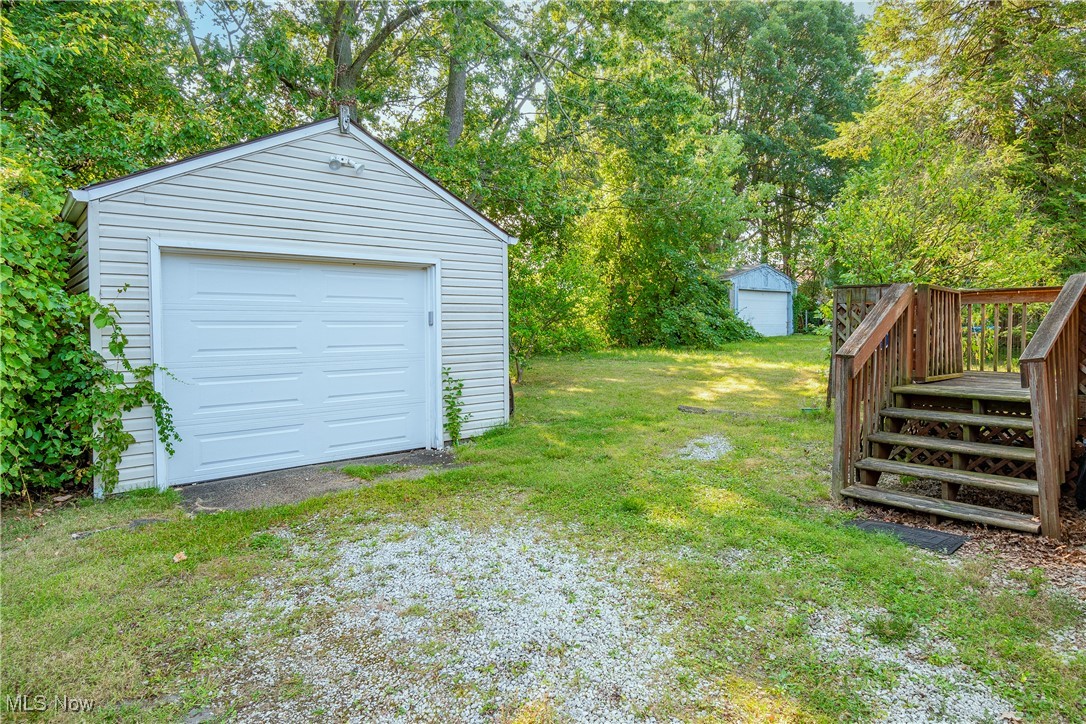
[721,262,796,287]
[62,117,516,245]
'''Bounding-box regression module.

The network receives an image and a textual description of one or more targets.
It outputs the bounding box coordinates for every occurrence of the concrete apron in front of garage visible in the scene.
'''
[176,449,457,513]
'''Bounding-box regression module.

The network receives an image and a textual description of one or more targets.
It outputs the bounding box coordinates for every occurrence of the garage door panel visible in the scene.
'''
[737,290,789,337]
[175,422,307,482]
[162,312,305,362]
[161,253,432,484]
[165,258,305,305]
[321,363,423,407]
[318,267,425,306]
[164,359,426,422]
[168,404,428,484]
[164,368,306,421]
[321,317,426,355]
[320,404,426,455]
[162,310,425,365]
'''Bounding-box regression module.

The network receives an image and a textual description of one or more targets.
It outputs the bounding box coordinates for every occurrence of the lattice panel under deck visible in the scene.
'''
[898,420,962,440]
[975,425,1034,448]
[887,446,954,468]
[964,457,1038,480]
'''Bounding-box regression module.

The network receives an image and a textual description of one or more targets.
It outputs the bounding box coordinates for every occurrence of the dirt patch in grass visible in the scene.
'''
[675,435,734,461]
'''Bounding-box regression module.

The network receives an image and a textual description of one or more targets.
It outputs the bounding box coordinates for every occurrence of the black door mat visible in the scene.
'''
[847,520,969,554]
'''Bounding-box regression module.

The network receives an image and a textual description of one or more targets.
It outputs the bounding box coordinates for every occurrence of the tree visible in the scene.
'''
[669,0,872,279]
[823,0,1086,280]
[578,21,757,347]
[821,125,1056,286]
[1,0,198,493]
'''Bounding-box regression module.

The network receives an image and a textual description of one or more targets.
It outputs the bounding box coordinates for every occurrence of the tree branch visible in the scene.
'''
[174,0,204,68]
[347,2,427,79]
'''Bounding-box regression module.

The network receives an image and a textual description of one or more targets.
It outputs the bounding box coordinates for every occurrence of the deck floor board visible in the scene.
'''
[893,371,1030,403]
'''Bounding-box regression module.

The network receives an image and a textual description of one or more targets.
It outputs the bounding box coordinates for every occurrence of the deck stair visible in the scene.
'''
[840,372,1043,534]
[832,278,1086,538]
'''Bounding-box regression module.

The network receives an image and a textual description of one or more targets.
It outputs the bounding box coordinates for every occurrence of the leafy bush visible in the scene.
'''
[820,127,1057,287]
[508,240,608,381]
[652,269,761,349]
[0,129,177,495]
[441,368,470,446]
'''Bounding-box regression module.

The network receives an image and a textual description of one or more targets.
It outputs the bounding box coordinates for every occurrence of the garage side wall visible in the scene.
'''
[93,129,509,491]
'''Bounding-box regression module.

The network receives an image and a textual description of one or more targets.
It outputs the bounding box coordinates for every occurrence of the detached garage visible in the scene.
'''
[63,113,515,492]
[723,263,797,337]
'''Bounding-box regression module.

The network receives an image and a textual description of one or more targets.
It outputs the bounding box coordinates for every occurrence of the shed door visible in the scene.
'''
[160,253,431,485]
[736,289,789,337]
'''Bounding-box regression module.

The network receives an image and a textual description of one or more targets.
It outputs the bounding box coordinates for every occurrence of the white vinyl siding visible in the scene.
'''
[88,127,509,492]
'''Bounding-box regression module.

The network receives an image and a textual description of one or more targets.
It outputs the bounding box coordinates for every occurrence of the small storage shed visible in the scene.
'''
[63,114,515,492]
[723,263,797,337]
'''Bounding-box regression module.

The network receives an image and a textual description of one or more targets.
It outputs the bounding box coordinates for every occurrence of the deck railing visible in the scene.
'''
[960,288,1061,373]
[831,283,914,498]
[1019,274,1086,538]
[828,285,891,404]
[914,285,963,382]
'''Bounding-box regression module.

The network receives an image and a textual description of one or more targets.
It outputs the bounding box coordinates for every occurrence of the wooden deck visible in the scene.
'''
[832,279,1084,537]
[892,371,1030,403]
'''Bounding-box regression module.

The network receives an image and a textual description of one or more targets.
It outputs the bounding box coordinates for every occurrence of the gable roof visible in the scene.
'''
[62,117,516,245]
[721,263,796,287]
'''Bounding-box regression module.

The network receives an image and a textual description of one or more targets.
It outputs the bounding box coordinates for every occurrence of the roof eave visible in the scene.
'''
[61,189,90,224]
[71,118,342,204]
[345,120,516,245]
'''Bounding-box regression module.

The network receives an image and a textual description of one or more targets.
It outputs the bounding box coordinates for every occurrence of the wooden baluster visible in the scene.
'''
[980,304,987,371]
[1006,303,1014,372]
[1020,303,1027,366]
[966,304,973,370]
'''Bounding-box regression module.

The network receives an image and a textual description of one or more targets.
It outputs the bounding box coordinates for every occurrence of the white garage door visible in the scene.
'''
[160,253,432,485]
[736,289,789,337]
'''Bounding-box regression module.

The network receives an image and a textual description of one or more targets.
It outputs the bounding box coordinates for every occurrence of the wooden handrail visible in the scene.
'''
[1020,275,1086,365]
[1018,273,1086,538]
[960,287,1062,305]
[832,283,915,499]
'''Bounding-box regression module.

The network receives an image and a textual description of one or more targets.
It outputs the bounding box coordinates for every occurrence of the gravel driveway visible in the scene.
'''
[198,518,1025,723]
[212,520,702,722]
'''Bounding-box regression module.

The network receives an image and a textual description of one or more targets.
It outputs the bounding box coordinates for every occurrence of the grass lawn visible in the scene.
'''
[3,336,1083,721]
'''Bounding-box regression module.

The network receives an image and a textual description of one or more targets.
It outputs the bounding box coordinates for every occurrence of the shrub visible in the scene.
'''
[442,368,470,446]
[0,129,177,495]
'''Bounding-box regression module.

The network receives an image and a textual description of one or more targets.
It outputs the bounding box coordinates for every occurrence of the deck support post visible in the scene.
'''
[1024,363,1064,539]
[831,356,854,501]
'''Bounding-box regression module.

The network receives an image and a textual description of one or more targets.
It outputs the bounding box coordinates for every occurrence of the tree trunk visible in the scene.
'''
[781,192,794,279]
[329,8,356,114]
[444,55,467,147]
[444,7,467,147]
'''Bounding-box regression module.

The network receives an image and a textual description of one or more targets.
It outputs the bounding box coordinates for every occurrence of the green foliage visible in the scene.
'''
[823,0,1085,282]
[821,126,1057,286]
[508,238,607,380]
[579,36,758,348]
[0,129,178,495]
[442,367,470,446]
[669,0,872,278]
